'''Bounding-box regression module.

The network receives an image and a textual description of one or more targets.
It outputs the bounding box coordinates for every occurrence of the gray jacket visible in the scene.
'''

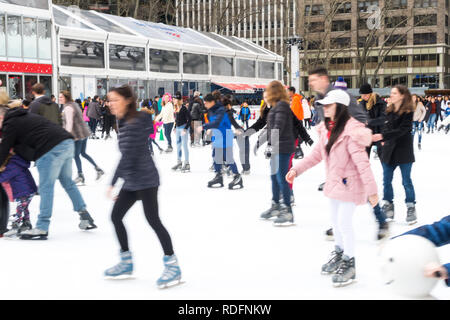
[87,101,102,120]
[314,84,367,124]
[62,102,91,140]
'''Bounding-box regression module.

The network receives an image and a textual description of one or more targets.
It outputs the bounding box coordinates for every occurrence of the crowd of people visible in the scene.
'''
[0,66,448,290]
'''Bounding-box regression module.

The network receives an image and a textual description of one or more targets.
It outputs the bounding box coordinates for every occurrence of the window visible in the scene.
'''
[446,15,449,27]
[383,55,408,68]
[414,14,437,27]
[358,18,368,30]
[22,17,37,59]
[109,45,145,71]
[40,75,52,97]
[38,20,51,60]
[305,4,324,16]
[384,75,407,87]
[60,38,105,68]
[414,33,437,45]
[412,74,439,88]
[183,53,208,74]
[358,0,379,12]
[385,34,407,46]
[388,0,407,9]
[385,16,407,28]
[211,56,234,76]
[412,54,439,67]
[7,15,21,57]
[365,56,378,69]
[358,36,378,47]
[8,74,22,99]
[414,0,438,8]
[329,57,352,70]
[307,40,321,50]
[0,14,5,56]
[236,59,256,77]
[336,2,352,14]
[24,75,37,98]
[308,22,324,33]
[258,61,275,79]
[332,20,351,32]
[331,37,351,49]
[149,49,179,73]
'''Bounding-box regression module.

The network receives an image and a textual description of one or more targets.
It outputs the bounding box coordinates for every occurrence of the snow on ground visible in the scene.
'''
[0,123,449,300]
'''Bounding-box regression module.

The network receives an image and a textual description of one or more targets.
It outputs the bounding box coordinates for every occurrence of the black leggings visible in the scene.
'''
[111,187,174,256]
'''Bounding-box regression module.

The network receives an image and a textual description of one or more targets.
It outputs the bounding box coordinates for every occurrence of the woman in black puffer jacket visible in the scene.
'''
[255,81,296,226]
[104,85,181,288]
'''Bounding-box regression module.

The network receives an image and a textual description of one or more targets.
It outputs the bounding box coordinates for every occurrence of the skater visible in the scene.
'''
[239,101,251,130]
[198,92,242,190]
[60,91,104,185]
[223,96,250,174]
[302,96,312,130]
[286,89,379,287]
[372,85,417,225]
[288,87,305,160]
[425,97,438,134]
[155,93,175,153]
[104,85,181,287]
[29,83,62,125]
[358,83,386,159]
[412,94,426,150]
[0,103,97,240]
[87,96,102,139]
[101,100,115,140]
[172,93,191,172]
[255,81,296,226]
[142,107,163,155]
[190,95,205,147]
[0,150,37,237]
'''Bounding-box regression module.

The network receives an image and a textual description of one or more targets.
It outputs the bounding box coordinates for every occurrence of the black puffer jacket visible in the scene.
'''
[266,101,295,154]
[380,111,415,165]
[360,94,387,134]
[112,112,159,191]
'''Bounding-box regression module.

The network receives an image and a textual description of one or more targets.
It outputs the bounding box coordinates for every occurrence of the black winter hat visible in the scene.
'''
[359,83,373,94]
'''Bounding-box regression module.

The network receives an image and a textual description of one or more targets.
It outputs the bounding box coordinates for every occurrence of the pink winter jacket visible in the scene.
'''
[150,121,163,140]
[292,117,378,205]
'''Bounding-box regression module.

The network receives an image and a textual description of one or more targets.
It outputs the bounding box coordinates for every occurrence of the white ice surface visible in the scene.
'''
[0,124,449,300]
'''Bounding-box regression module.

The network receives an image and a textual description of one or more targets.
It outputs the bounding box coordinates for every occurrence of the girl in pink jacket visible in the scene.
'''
[286,90,380,287]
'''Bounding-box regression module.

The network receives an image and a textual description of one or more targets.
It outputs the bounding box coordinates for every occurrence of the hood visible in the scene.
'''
[8,154,31,169]
[35,95,53,105]
[4,107,28,121]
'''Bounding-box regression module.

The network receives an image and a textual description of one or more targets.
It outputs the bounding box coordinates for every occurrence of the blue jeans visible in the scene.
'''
[427,113,437,130]
[176,124,189,162]
[212,147,238,174]
[35,139,87,231]
[412,121,423,143]
[74,138,99,174]
[270,153,291,208]
[164,122,174,147]
[382,162,416,204]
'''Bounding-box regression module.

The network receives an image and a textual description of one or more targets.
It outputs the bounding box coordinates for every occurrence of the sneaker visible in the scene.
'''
[406,202,417,225]
[332,255,356,287]
[20,228,48,240]
[104,251,133,279]
[321,247,343,275]
[78,210,97,230]
[157,254,182,289]
[273,204,294,226]
[325,228,334,241]
[260,201,281,220]
[382,201,395,221]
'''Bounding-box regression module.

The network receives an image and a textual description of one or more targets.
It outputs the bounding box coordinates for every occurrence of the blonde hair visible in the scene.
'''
[265,80,290,107]
[365,93,377,111]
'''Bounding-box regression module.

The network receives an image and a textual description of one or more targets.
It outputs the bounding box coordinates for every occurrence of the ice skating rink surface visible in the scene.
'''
[1,125,449,300]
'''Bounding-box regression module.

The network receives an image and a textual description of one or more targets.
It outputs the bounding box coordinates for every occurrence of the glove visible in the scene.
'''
[253,140,260,156]
[306,139,314,146]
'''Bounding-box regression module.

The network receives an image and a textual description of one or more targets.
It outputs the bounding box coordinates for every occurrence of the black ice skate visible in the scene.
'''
[181,163,190,173]
[318,182,325,191]
[207,173,223,188]
[95,168,104,181]
[78,210,97,230]
[74,173,85,186]
[406,202,417,225]
[377,221,389,241]
[172,161,182,171]
[325,228,334,241]
[332,255,356,287]
[20,228,48,240]
[228,174,243,190]
[165,146,173,153]
[294,145,304,159]
[382,201,395,221]
[321,247,343,274]
[273,204,294,226]
[260,201,281,220]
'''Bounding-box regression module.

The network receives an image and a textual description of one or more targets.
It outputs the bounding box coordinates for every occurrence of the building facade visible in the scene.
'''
[298,0,450,94]
[176,0,299,83]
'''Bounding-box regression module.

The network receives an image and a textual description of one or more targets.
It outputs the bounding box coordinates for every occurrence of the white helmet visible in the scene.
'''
[379,235,440,298]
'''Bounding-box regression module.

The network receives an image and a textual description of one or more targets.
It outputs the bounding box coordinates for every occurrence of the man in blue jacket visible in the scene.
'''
[199,93,242,190]
[399,215,450,287]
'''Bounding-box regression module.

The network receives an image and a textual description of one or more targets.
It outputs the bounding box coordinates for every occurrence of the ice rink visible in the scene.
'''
[0,124,449,300]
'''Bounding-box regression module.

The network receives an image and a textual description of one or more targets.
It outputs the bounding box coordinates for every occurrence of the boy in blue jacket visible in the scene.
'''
[399,215,450,287]
[0,151,37,237]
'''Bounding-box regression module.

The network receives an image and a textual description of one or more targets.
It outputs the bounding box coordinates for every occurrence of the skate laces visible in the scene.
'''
[161,264,180,280]
[107,260,131,274]
[328,251,342,264]
[336,259,350,275]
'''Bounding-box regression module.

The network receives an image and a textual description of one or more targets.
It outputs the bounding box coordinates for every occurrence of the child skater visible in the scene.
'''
[0,150,37,237]
[286,90,379,287]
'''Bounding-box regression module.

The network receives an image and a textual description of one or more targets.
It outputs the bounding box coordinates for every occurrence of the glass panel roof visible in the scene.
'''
[200,32,248,52]
[0,0,48,10]
[224,36,268,55]
[53,7,93,30]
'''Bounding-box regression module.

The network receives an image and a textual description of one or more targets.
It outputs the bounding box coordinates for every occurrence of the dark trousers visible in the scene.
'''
[74,138,99,174]
[111,187,174,256]
[236,135,250,171]
[164,123,174,147]
[89,119,98,135]
[382,162,416,204]
[270,153,292,207]
[102,115,114,136]
[213,147,238,174]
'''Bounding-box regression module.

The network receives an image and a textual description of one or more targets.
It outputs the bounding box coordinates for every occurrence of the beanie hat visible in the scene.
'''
[359,83,373,94]
[333,76,347,90]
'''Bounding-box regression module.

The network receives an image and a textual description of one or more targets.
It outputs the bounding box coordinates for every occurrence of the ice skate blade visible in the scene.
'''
[20,235,48,240]
[407,220,417,225]
[104,274,134,280]
[325,235,334,241]
[321,270,338,276]
[207,184,223,188]
[333,278,356,287]
[228,185,243,190]
[273,222,295,227]
[157,279,184,290]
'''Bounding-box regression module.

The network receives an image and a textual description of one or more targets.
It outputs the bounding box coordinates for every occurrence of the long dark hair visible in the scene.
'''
[386,85,414,115]
[325,103,350,155]
[109,85,137,120]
